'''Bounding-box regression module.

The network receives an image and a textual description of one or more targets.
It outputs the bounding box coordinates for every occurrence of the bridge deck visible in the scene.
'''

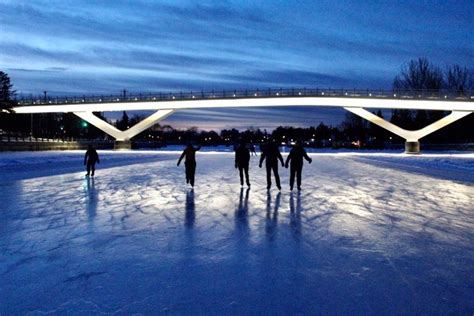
[12,88,474,113]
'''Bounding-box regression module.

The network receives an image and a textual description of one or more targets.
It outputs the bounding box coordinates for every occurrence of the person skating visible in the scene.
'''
[249,143,257,156]
[235,141,251,187]
[177,143,201,187]
[259,139,284,190]
[84,144,100,177]
[285,140,312,191]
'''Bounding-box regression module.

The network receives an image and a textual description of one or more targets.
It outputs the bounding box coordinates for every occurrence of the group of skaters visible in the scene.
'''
[177,139,312,191]
[83,140,313,191]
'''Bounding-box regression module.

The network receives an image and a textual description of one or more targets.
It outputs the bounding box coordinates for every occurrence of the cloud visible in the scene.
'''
[1,0,473,130]
[222,69,353,87]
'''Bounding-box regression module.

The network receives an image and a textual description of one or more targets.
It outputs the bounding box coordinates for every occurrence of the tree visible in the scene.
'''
[445,64,470,93]
[116,111,129,130]
[392,58,445,130]
[0,71,15,113]
[470,71,474,90]
[341,112,368,142]
[368,110,389,145]
[393,58,443,91]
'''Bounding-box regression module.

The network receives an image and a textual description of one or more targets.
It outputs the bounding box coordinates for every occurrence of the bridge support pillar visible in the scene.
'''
[404,141,420,154]
[73,110,175,150]
[344,107,471,154]
[114,140,132,150]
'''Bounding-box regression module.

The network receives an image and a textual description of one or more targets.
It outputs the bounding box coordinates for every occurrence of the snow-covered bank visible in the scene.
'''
[0,153,473,314]
[0,150,178,181]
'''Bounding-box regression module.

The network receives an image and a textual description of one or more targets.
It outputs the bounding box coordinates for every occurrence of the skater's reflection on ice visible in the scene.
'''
[84,177,98,219]
[289,192,302,240]
[235,188,250,235]
[185,189,195,229]
[265,191,280,240]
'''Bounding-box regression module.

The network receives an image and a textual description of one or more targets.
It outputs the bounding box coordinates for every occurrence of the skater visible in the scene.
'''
[259,139,284,190]
[249,143,257,156]
[84,145,100,177]
[285,140,312,191]
[177,143,201,187]
[235,141,251,187]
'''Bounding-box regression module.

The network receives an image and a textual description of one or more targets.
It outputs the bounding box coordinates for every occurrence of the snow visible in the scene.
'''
[0,150,473,314]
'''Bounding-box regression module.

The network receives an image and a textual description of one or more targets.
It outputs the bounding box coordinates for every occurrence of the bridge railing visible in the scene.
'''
[0,131,114,143]
[14,88,474,106]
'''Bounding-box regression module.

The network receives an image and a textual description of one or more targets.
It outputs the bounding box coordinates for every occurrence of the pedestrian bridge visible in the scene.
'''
[12,88,474,153]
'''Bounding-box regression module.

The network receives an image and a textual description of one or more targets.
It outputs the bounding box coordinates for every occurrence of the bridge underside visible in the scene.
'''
[70,108,471,153]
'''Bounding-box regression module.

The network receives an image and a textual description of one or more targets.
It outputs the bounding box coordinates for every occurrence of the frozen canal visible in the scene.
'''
[1,151,473,314]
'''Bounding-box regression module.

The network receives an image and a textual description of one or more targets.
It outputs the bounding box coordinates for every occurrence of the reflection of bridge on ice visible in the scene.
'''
[12,88,474,153]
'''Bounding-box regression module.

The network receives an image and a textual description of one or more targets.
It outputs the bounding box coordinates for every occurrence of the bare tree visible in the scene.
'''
[393,58,443,92]
[445,64,470,93]
[467,69,474,90]
[393,58,446,129]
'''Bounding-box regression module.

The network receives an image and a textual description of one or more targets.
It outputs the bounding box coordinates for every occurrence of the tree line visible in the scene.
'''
[1,58,473,145]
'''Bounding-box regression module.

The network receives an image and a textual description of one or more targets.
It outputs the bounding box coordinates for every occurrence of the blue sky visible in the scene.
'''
[1,0,472,130]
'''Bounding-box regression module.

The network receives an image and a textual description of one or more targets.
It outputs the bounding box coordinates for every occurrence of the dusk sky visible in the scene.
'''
[1,0,472,130]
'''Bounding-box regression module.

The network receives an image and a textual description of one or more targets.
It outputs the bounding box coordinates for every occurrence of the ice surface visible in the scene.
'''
[0,151,473,314]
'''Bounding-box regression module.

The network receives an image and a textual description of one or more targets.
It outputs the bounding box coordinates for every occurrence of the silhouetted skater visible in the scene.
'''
[285,141,312,191]
[177,143,201,187]
[249,143,257,156]
[84,145,100,177]
[259,140,284,190]
[235,141,251,187]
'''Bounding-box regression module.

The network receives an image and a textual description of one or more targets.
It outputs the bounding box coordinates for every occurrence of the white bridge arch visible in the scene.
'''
[12,91,473,153]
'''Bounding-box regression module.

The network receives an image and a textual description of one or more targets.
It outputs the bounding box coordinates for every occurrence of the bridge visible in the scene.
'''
[12,88,474,153]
